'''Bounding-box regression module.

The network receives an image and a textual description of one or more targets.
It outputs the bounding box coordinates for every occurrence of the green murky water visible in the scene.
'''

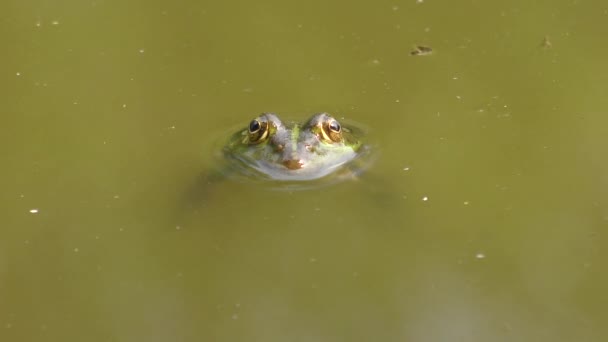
[2,0,607,341]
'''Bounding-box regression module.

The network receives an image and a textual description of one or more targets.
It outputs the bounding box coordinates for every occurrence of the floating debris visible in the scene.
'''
[541,36,552,49]
[410,45,433,56]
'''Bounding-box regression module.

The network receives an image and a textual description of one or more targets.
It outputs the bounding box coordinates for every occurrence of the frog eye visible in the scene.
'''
[249,119,261,133]
[247,118,269,144]
[321,117,343,143]
[328,120,341,133]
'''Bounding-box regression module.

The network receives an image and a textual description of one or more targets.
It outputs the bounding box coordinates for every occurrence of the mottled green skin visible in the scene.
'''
[223,113,364,181]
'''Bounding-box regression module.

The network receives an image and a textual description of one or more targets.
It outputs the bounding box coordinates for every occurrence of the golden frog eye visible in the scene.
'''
[247,118,269,144]
[328,119,341,133]
[249,119,261,133]
[322,118,343,143]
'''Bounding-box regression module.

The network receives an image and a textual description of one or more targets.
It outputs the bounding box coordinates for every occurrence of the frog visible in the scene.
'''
[222,113,371,184]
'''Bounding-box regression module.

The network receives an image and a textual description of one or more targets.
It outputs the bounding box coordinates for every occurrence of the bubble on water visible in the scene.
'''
[29,209,39,214]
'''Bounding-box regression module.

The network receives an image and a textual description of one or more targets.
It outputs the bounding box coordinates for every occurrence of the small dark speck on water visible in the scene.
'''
[410,45,433,56]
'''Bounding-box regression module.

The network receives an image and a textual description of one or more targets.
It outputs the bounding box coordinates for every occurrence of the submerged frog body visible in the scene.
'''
[223,113,370,182]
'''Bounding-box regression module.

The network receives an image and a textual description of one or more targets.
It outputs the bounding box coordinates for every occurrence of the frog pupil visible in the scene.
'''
[329,120,341,133]
[249,119,261,133]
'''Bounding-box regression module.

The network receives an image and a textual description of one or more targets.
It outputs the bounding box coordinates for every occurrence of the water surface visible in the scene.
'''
[1,0,607,341]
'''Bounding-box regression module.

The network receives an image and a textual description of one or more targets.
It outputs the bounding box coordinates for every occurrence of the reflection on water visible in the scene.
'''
[1,0,607,341]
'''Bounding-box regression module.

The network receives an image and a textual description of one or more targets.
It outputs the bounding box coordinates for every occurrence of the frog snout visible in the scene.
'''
[282,159,303,170]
